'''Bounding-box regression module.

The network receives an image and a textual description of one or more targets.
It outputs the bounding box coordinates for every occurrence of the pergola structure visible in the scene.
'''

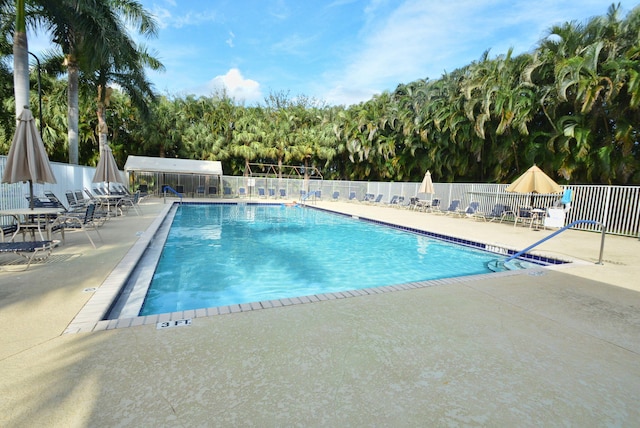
[124,155,223,196]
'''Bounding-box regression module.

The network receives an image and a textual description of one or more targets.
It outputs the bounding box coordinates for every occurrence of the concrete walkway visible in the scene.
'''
[0,198,639,427]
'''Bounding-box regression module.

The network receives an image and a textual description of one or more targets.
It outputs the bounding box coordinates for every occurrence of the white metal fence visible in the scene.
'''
[1,156,638,237]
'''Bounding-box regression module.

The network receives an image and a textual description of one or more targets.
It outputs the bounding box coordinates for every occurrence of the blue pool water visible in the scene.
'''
[139,204,510,315]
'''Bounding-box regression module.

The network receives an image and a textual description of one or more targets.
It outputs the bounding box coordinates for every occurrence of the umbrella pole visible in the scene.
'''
[29,179,34,210]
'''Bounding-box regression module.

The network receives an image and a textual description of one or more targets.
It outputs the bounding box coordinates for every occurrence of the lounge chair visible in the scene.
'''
[279,189,287,198]
[258,188,266,198]
[238,187,246,197]
[388,195,399,205]
[53,203,103,248]
[268,188,276,198]
[458,201,480,217]
[0,240,55,270]
[223,187,232,197]
[332,191,340,200]
[348,191,357,201]
[74,190,88,207]
[196,186,205,197]
[434,199,460,215]
[208,186,218,197]
[476,204,511,222]
[65,191,85,212]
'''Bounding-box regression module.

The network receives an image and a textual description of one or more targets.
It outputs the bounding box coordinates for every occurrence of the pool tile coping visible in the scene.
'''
[64,201,572,334]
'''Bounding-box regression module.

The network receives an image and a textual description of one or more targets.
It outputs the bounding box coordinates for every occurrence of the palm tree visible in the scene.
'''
[36,0,159,164]
[12,0,28,116]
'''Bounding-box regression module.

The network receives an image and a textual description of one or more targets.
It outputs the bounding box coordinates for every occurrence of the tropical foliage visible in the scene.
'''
[0,2,638,184]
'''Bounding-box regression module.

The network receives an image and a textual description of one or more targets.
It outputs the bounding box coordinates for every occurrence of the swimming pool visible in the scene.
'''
[118,203,532,317]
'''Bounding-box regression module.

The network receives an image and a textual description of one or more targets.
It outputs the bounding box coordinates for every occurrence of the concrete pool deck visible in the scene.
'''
[0,197,639,426]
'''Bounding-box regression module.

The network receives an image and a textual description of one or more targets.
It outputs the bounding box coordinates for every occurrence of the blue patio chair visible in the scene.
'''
[268,188,276,198]
[208,186,217,197]
[196,186,205,197]
[373,194,384,203]
[238,187,246,197]
[53,203,103,249]
[348,191,357,201]
[434,199,460,215]
[332,191,340,200]
[258,188,266,197]
[223,187,232,197]
[279,189,287,198]
[459,201,480,218]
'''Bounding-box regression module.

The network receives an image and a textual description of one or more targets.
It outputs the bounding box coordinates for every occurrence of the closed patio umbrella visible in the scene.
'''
[418,170,434,195]
[505,165,562,194]
[1,107,57,209]
[92,143,124,194]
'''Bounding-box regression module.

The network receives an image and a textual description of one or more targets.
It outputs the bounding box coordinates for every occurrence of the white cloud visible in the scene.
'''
[205,68,262,103]
[226,31,235,48]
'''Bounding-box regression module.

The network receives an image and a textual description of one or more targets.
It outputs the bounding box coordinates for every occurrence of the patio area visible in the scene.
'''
[0,197,639,426]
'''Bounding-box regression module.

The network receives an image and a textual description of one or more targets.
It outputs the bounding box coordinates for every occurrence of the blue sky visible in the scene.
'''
[32,0,635,106]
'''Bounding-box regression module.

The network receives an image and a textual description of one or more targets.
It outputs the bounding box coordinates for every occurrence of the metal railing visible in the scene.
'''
[506,220,606,265]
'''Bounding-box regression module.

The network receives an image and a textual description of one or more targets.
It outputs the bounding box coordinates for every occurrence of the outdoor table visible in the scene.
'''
[94,194,125,216]
[0,207,63,241]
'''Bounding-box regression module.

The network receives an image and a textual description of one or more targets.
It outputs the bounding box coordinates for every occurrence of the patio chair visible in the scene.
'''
[137,184,149,197]
[74,190,88,208]
[348,191,357,201]
[1,224,18,242]
[388,195,399,205]
[513,207,534,228]
[434,199,460,215]
[258,188,266,198]
[65,191,84,212]
[43,191,66,209]
[458,201,480,218]
[53,203,103,249]
[332,191,340,200]
[208,186,218,197]
[268,188,276,198]
[279,189,287,198]
[196,186,205,197]
[0,240,55,270]
[117,191,142,216]
[238,187,246,197]
[223,187,232,197]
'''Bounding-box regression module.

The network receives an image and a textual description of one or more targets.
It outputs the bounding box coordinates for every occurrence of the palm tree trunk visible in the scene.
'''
[13,0,29,117]
[97,103,108,153]
[67,62,79,164]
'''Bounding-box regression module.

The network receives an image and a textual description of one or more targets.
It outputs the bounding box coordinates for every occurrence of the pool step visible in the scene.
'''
[487,259,538,272]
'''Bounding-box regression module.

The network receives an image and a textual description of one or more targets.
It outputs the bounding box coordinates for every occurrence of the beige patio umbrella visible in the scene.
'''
[418,170,435,195]
[92,143,124,195]
[505,165,562,194]
[1,107,57,209]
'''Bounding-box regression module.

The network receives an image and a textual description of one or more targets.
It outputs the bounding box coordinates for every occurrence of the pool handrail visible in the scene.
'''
[505,219,606,265]
[162,185,183,204]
